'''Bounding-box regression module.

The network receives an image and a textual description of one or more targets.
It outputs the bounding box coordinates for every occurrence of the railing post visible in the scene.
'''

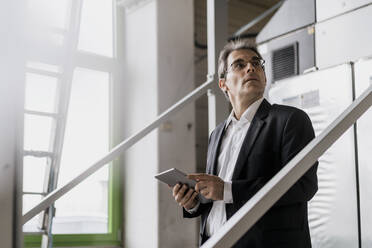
[207,0,229,133]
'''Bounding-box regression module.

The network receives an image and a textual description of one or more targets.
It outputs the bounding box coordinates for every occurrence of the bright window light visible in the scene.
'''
[53,67,110,234]
[23,194,43,232]
[23,157,48,193]
[25,73,58,113]
[78,0,114,57]
[27,0,71,30]
[24,114,53,151]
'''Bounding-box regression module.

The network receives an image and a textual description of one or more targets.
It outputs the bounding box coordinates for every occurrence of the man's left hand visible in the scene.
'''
[188,173,224,201]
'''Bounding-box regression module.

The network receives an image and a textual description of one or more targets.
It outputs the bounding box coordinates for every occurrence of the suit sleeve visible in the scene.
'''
[183,202,212,218]
[275,109,318,206]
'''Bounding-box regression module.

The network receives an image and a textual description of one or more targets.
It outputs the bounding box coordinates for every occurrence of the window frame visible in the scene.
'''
[23,0,123,246]
[24,162,122,247]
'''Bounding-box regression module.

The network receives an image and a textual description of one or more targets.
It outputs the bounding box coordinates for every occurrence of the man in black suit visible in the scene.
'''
[172,40,318,247]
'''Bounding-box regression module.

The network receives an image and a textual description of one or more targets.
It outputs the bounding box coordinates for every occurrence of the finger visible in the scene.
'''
[175,184,189,202]
[200,188,209,197]
[184,191,198,209]
[189,175,216,182]
[188,173,210,181]
[172,183,181,197]
[195,181,208,193]
[179,184,188,195]
[180,188,194,206]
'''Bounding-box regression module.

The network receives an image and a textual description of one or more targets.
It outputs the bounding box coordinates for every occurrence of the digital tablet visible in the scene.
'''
[155,168,211,203]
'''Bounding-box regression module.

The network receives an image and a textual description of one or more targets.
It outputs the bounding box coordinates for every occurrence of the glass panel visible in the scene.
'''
[27,0,71,30]
[25,72,58,113]
[23,194,43,232]
[23,156,48,193]
[54,67,110,234]
[78,0,113,57]
[24,114,53,151]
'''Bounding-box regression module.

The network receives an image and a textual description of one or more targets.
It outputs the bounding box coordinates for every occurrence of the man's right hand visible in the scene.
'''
[172,183,199,210]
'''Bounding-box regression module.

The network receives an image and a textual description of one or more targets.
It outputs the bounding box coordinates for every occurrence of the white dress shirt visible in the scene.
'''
[188,98,264,237]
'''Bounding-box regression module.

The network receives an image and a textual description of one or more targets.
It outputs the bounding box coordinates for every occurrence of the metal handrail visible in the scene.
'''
[201,85,372,248]
[22,75,215,224]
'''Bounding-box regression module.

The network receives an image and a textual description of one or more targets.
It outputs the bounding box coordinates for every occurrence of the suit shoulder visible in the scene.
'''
[270,103,309,120]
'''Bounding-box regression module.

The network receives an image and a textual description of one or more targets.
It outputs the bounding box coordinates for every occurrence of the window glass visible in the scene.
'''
[25,73,58,113]
[24,114,53,151]
[23,157,48,193]
[53,67,110,234]
[78,0,113,57]
[27,0,71,30]
[23,194,44,233]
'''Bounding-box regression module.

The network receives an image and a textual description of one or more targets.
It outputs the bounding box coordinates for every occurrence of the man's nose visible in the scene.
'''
[246,62,255,73]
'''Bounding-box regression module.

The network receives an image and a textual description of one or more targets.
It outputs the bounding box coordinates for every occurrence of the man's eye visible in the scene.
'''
[251,61,260,67]
[234,63,245,69]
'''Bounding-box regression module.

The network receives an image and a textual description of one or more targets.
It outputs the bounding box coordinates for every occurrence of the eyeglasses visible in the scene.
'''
[225,58,265,76]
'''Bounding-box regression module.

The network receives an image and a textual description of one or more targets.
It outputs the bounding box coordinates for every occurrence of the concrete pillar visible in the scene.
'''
[0,1,25,247]
[207,0,229,133]
[120,0,197,247]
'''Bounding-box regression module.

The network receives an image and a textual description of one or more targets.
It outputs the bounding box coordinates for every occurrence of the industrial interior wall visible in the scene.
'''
[265,1,372,247]
[121,0,197,247]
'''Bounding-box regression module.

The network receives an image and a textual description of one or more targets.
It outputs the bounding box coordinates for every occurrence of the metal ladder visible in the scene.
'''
[23,71,71,248]
[22,1,83,247]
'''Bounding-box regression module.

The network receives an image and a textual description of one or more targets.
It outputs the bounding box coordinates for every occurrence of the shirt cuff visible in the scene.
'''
[185,200,200,214]
[223,181,233,203]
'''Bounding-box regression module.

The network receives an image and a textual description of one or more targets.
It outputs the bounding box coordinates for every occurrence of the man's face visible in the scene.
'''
[219,49,266,103]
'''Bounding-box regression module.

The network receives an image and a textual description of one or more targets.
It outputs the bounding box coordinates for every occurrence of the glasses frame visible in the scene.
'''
[223,58,265,78]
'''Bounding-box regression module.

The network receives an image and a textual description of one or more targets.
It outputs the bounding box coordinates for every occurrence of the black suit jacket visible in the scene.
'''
[184,99,318,248]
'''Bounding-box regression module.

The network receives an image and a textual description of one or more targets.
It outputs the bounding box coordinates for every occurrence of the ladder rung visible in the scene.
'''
[23,150,55,158]
[26,68,61,78]
[23,192,47,196]
[23,231,45,235]
[24,109,60,118]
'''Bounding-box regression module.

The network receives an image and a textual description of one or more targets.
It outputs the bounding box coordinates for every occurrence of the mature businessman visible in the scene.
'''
[172,40,318,247]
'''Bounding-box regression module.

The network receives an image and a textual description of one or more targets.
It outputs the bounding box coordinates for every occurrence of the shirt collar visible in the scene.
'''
[225,97,264,129]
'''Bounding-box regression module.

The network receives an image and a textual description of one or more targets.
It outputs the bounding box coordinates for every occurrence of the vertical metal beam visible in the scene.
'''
[207,0,229,133]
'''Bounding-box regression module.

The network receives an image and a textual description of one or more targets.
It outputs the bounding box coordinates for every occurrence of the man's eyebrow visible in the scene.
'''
[230,58,245,66]
[230,56,261,66]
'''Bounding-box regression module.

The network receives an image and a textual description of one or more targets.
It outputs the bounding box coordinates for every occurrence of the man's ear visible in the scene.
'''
[219,78,228,92]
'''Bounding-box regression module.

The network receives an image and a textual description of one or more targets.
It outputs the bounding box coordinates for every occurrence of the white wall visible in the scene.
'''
[121,0,197,247]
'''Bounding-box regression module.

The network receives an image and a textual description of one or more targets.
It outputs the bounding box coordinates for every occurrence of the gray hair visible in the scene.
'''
[217,39,263,100]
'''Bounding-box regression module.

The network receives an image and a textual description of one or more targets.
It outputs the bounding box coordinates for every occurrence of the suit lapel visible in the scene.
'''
[207,121,226,175]
[232,99,271,180]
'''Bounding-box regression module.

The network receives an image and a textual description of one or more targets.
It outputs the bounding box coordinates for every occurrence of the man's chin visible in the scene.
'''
[239,90,264,100]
